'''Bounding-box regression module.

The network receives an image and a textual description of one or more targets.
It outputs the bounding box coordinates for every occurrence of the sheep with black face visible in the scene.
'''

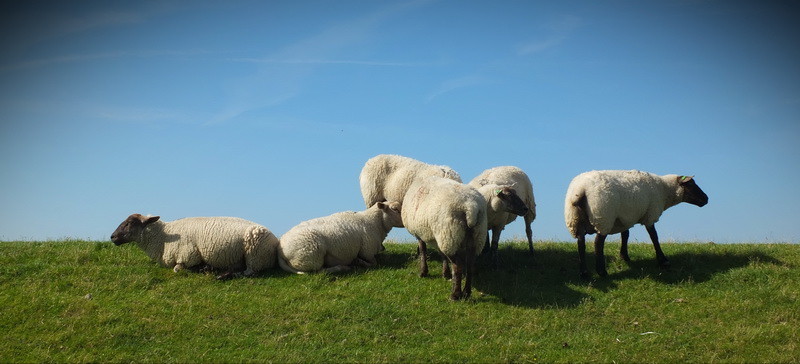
[111,214,279,278]
[564,170,709,279]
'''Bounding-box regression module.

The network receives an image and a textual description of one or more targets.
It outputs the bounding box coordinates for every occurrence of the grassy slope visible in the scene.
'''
[0,240,798,363]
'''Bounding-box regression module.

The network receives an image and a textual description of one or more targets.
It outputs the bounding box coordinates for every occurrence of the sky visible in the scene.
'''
[1,0,798,244]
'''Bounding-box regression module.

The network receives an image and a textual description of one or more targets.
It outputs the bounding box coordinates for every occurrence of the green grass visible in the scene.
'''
[1,240,798,363]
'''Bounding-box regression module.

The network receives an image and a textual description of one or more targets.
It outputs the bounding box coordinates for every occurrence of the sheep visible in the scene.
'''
[278,201,403,274]
[470,184,530,268]
[402,176,488,301]
[111,214,279,278]
[359,154,462,208]
[468,166,537,263]
[564,170,709,279]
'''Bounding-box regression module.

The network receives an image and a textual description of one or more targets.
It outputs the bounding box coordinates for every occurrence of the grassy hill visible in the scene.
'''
[1,240,798,363]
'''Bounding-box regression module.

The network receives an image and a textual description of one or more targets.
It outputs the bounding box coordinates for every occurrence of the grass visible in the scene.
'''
[0,239,798,363]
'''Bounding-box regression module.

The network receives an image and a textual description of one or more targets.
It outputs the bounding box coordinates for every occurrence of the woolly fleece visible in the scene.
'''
[402,176,487,257]
[128,216,278,275]
[359,154,462,208]
[278,201,403,274]
[564,170,685,237]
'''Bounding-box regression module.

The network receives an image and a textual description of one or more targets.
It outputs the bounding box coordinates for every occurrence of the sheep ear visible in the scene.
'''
[678,175,694,185]
[376,202,387,210]
[143,215,160,225]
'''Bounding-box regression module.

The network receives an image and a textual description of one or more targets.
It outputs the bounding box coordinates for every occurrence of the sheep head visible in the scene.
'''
[493,186,529,216]
[111,213,160,245]
[377,201,404,228]
[678,176,709,207]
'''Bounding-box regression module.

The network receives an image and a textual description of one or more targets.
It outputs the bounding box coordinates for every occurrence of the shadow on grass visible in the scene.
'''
[471,242,789,307]
[471,244,589,309]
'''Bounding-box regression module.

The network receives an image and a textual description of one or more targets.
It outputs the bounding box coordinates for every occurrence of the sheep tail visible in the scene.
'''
[277,254,307,275]
[564,188,587,238]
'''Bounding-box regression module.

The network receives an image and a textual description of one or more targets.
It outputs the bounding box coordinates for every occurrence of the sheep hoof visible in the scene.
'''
[659,259,671,269]
[450,292,463,301]
[580,271,591,280]
[597,268,608,277]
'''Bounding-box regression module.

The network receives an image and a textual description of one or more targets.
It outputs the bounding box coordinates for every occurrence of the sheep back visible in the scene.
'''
[359,154,462,208]
[148,217,279,271]
[402,176,487,257]
[565,170,681,237]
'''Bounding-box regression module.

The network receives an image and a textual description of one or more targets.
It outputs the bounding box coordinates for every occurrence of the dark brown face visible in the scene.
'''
[111,214,159,245]
[679,176,709,207]
[496,187,529,216]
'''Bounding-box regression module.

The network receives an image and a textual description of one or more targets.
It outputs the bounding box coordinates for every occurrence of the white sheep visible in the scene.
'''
[111,214,279,278]
[402,176,488,301]
[564,170,709,278]
[278,201,403,274]
[471,184,530,268]
[468,166,537,262]
[359,154,462,208]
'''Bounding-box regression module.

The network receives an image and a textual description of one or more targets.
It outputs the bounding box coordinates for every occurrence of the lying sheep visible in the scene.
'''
[111,214,279,278]
[564,170,709,279]
[359,154,461,208]
[468,166,537,261]
[278,201,403,274]
[402,176,488,301]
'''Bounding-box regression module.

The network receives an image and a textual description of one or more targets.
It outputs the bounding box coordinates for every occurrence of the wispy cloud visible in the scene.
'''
[0,50,215,73]
[426,75,492,103]
[207,0,437,125]
[517,15,582,55]
[231,58,432,67]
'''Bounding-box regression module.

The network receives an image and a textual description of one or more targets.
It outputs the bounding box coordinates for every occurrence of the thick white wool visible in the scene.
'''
[137,217,279,275]
[359,154,462,208]
[278,202,402,273]
[468,166,536,231]
[402,176,487,257]
[564,170,683,237]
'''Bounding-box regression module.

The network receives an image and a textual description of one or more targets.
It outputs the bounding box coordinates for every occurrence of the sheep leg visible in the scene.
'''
[440,251,452,279]
[355,257,377,267]
[480,233,491,256]
[450,258,464,301]
[620,229,631,262]
[463,252,475,299]
[173,263,186,273]
[525,220,535,255]
[324,265,353,274]
[489,227,502,270]
[577,235,590,280]
[645,225,670,268]
[594,234,608,277]
[416,237,429,277]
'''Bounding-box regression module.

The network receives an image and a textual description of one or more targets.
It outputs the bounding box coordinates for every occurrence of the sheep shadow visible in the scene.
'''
[604,249,785,284]
[470,242,789,307]
[471,244,589,308]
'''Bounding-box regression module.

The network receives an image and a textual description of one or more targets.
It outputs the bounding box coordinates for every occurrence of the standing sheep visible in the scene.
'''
[359,154,462,208]
[278,201,403,274]
[468,166,537,261]
[402,176,488,301]
[564,170,709,279]
[111,214,279,278]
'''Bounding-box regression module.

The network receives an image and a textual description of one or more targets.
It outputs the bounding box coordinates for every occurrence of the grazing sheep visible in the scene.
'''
[468,166,537,260]
[359,154,462,208]
[402,176,488,301]
[471,184,530,268]
[278,201,403,274]
[111,214,279,278]
[564,170,709,279]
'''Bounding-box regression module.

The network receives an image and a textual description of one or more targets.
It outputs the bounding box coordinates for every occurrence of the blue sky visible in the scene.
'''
[1,0,798,243]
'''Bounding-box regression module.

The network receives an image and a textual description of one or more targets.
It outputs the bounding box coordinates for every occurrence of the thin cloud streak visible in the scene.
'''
[231,58,435,67]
